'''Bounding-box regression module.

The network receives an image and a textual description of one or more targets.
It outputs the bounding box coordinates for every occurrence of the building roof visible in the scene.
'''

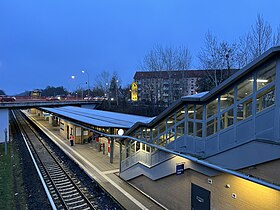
[41,106,154,129]
[182,91,209,99]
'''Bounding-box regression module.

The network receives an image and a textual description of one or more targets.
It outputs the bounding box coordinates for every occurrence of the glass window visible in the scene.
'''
[136,142,140,151]
[220,108,234,130]
[159,121,166,134]
[206,118,217,136]
[257,86,275,112]
[176,107,185,122]
[206,98,218,119]
[142,143,145,150]
[167,128,175,143]
[152,126,158,139]
[188,121,194,136]
[158,134,166,146]
[176,123,185,139]
[134,129,141,139]
[220,88,234,111]
[167,114,175,129]
[130,142,135,154]
[257,66,276,90]
[142,128,151,141]
[146,146,151,153]
[188,104,194,119]
[237,76,253,101]
[196,105,203,120]
[196,122,203,137]
[237,98,253,122]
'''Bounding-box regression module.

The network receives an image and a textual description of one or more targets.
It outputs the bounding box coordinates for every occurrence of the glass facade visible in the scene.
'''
[257,66,276,90]
[124,63,277,158]
[188,105,194,119]
[176,107,185,122]
[220,88,234,111]
[196,105,203,120]
[257,86,275,112]
[237,76,253,101]
[237,98,253,121]
[206,118,217,136]
[220,108,234,130]
[206,98,218,119]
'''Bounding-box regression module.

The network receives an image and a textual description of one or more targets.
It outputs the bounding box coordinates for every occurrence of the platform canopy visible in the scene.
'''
[41,106,154,129]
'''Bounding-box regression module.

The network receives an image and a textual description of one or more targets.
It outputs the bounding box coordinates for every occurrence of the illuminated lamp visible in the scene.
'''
[118,129,124,136]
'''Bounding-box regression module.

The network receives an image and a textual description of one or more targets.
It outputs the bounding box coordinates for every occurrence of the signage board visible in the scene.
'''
[176,162,185,175]
[131,82,138,101]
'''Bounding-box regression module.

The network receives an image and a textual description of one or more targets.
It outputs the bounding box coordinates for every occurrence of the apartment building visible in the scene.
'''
[134,70,232,104]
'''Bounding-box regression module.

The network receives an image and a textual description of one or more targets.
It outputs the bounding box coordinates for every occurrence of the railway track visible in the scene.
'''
[12,110,97,210]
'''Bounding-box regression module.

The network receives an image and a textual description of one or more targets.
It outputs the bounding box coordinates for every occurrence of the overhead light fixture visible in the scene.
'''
[256,79,268,82]
[220,97,228,101]
[249,79,268,82]
[167,120,173,124]
[188,110,194,113]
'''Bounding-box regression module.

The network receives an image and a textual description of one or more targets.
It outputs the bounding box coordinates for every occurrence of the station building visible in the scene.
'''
[26,47,280,209]
[120,47,280,209]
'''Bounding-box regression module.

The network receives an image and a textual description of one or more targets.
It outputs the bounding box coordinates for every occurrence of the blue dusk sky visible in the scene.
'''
[0,0,279,95]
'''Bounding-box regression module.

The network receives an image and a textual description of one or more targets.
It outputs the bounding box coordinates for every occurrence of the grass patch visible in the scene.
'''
[0,143,26,209]
[0,143,14,209]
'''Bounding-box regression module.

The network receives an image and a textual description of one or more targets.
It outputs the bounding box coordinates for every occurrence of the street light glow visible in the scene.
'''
[81,70,90,99]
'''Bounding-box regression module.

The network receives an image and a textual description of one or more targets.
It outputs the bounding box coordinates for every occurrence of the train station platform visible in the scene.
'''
[22,110,165,210]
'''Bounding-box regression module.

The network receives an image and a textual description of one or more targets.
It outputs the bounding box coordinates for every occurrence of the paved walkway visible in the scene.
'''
[23,111,165,210]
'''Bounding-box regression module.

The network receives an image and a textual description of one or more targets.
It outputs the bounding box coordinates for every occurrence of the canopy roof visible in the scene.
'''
[41,106,154,129]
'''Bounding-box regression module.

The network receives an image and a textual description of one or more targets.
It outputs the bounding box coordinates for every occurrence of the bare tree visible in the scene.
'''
[139,44,192,105]
[249,14,272,58]
[139,44,192,71]
[94,71,112,97]
[272,26,280,46]
[197,31,238,91]
[109,72,121,105]
[238,14,279,66]
[237,34,252,68]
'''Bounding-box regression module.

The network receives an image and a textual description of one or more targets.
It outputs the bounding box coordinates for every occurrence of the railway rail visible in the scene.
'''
[12,110,97,210]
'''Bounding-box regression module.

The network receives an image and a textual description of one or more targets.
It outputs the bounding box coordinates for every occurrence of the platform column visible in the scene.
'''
[110,137,114,163]
[119,142,122,171]
[0,109,9,143]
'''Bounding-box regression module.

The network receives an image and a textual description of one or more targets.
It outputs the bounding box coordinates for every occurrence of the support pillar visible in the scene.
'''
[110,137,114,164]
[119,141,122,171]
[0,109,9,143]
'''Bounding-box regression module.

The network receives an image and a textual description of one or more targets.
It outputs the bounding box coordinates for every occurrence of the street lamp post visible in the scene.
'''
[105,82,109,99]
[82,70,90,99]
[76,83,84,100]
[116,80,119,106]
[70,75,76,98]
